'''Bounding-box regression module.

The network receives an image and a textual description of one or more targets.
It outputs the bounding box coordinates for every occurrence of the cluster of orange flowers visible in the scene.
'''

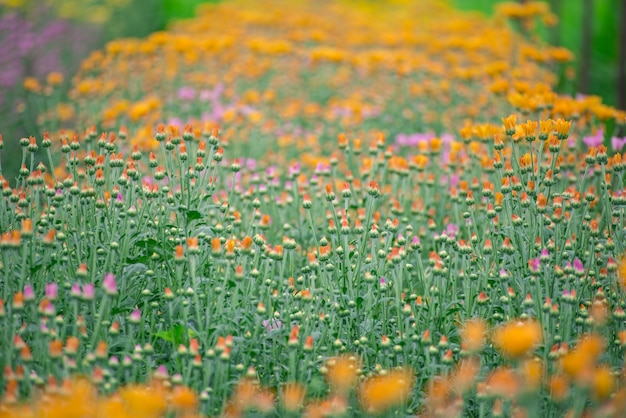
[0,379,200,418]
[32,0,622,160]
[219,357,413,417]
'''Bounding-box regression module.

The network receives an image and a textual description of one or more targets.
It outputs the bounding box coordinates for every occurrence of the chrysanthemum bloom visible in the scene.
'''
[119,384,167,418]
[485,367,519,399]
[326,355,360,395]
[452,358,480,394]
[561,334,605,382]
[171,385,198,412]
[359,368,414,414]
[460,319,486,353]
[492,320,542,359]
[592,365,615,401]
[281,382,306,412]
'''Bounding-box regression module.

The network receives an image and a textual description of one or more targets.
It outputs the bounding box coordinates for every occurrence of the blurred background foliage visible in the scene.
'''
[0,0,623,184]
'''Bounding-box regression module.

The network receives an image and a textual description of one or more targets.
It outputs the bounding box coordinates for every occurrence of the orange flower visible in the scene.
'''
[592,365,615,401]
[120,384,167,417]
[485,367,519,399]
[326,355,360,394]
[460,319,486,353]
[492,319,542,359]
[281,382,305,412]
[561,334,605,382]
[171,385,198,411]
[521,358,543,390]
[549,374,570,401]
[452,358,480,394]
[359,368,414,414]
[502,114,517,135]
[49,340,63,358]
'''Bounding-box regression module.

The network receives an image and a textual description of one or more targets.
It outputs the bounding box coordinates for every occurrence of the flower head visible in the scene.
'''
[492,320,542,359]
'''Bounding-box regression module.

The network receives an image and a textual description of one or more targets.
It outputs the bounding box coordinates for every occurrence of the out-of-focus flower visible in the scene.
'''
[359,368,414,414]
[583,129,604,148]
[460,319,486,353]
[327,355,360,395]
[492,320,542,359]
[612,136,626,151]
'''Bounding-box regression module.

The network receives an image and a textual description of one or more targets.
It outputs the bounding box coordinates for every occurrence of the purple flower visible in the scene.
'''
[177,86,196,101]
[611,136,626,151]
[573,258,584,274]
[82,283,95,300]
[199,89,212,102]
[262,318,282,332]
[70,284,81,298]
[582,129,604,148]
[42,301,55,316]
[166,117,184,132]
[129,309,141,323]
[528,258,541,273]
[103,273,117,296]
[45,283,58,300]
[23,285,35,301]
[445,223,459,236]
[395,132,433,148]
[155,365,169,379]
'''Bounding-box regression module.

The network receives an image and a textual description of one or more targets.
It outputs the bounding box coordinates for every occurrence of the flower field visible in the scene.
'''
[1,0,626,416]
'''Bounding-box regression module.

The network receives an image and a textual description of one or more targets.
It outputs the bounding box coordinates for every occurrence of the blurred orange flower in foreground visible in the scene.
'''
[359,368,414,414]
[492,319,542,359]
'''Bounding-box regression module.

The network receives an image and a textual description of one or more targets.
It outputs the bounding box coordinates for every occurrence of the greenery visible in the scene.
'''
[0,0,625,416]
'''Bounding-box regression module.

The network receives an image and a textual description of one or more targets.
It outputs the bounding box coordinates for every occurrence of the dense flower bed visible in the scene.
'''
[1,0,626,416]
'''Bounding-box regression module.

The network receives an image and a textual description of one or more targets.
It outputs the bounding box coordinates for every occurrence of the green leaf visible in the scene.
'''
[154,325,198,345]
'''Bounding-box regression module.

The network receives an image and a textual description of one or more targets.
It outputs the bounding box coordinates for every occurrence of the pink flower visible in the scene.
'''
[445,223,459,236]
[528,258,541,273]
[583,129,604,148]
[23,284,35,301]
[611,136,626,151]
[129,309,141,323]
[45,283,58,300]
[103,273,117,296]
[70,284,81,298]
[262,319,282,332]
[82,283,95,300]
[573,258,584,274]
[177,86,196,101]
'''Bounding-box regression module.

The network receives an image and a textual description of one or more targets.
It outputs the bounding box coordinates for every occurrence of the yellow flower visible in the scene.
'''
[592,365,615,401]
[23,77,41,93]
[46,72,64,86]
[492,319,542,359]
[549,47,574,63]
[502,114,517,135]
[359,368,414,414]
